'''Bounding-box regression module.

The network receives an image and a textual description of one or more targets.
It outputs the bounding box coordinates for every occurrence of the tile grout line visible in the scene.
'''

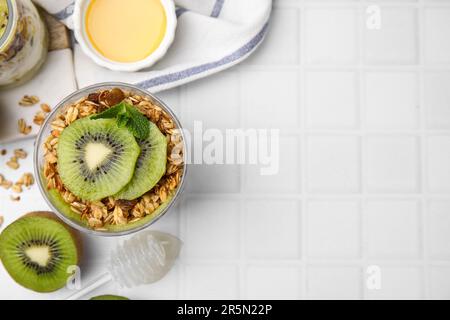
[298,3,309,300]
[178,86,187,300]
[417,0,430,300]
[237,67,246,299]
[358,0,367,300]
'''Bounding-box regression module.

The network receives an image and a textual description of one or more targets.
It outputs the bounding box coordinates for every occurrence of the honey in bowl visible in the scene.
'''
[85,0,167,63]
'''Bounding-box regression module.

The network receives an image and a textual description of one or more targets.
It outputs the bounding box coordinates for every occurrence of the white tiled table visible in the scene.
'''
[2,0,450,299]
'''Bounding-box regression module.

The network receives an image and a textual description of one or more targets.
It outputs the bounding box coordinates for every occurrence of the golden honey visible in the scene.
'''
[86,0,167,63]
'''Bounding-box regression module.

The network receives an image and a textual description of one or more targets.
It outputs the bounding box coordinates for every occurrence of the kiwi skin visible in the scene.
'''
[90,295,130,300]
[0,212,82,293]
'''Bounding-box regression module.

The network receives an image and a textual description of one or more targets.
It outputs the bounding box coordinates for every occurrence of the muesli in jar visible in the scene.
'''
[0,0,48,88]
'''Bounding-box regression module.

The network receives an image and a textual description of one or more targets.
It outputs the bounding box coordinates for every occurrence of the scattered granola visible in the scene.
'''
[13,148,27,159]
[1,149,6,156]
[19,95,40,106]
[17,173,34,188]
[11,184,22,193]
[1,179,12,190]
[33,111,47,126]
[42,88,185,229]
[40,103,51,113]
[18,119,32,135]
[6,157,19,170]
[10,195,20,202]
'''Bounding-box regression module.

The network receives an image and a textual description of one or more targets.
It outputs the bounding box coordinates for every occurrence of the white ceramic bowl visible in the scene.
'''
[73,0,177,72]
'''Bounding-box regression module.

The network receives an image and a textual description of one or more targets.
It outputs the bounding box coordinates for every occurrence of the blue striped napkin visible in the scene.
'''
[34,0,272,92]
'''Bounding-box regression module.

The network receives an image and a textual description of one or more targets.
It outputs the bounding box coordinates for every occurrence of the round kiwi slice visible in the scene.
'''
[114,121,167,200]
[90,295,130,300]
[57,118,140,201]
[0,212,81,293]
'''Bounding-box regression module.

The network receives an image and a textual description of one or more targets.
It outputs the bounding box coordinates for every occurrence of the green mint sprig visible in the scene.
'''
[92,102,150,140]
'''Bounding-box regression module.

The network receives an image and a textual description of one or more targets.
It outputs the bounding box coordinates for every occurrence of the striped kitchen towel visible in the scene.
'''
[34,0,272,93]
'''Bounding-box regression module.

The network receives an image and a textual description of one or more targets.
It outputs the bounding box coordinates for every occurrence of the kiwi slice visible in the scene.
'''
[0,212,81,293]
[90,295,130,300]
[114,121,167,200]
[57,118,140,201]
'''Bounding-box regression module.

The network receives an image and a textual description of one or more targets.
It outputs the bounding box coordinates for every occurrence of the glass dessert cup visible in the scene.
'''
[34,82,187,237]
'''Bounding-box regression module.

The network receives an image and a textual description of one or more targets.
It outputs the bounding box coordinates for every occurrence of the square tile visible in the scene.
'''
[305,71,358,129]
[242,70,299,129]
[305,8,358,64]
[244,136,300,193]
[247,8,299,65]
[364,72,419,130]
[306,266,362,299]
[430,266,450,299]
[424,72,450,129]
[426,136,450,192]
[365,266,423,299]
[427,200,450,259]
[82,236,118,263]
[184,265,239,299]
[245,200,300,259]
[424,8,450,64]
[364,7,418,64]
[306,200,361,259]
[183,72,240,129]
[245,265,301,299]
[183,198,240,259]
[186,164,240,193]
[306,136,360,193]
[365,136,419,192]
[148,205,179,236]
[365,200,421,259]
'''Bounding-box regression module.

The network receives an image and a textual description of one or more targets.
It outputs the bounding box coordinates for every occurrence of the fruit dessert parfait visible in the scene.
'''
[35,83,186,235]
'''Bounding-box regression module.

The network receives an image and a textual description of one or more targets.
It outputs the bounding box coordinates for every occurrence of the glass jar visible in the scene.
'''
[0,0,48,88]
[34,83,188,237]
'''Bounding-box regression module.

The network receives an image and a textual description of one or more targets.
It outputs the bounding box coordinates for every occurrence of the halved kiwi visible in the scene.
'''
[90,295,130,300]
[0,212,81,293]
[115,121,167,200]
[57,118,140,201]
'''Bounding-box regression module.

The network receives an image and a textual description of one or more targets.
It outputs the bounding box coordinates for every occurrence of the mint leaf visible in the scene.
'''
[91,101,150,140]
[91,103,126,120]
[116,113,130,128]
[126,105,150,140]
